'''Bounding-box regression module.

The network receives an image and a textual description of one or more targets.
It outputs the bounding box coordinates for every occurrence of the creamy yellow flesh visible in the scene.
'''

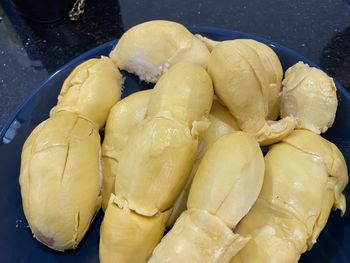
[99,62,214,263]
[114,116,197,216]
[150,132,265,263]
[151,209,248,263]
[281,61,337,134]
[102,94,240,228]
[20,20,344,261]
[19,57,122,251]
[208,40,295,146]
[20,112,101,251]
[196,36,283,121]
[110,20,210,83]
[230,130,348,263]
[166,98,240,228]
[235,39,283,121]
[51,57,122,129]
[99,195,170,263]
[101,90,151,210]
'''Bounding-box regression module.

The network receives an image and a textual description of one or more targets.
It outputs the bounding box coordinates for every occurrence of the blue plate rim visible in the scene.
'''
[1,26,349,139]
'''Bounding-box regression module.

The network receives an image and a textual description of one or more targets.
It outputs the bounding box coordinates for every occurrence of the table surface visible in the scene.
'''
[0,0,350,130]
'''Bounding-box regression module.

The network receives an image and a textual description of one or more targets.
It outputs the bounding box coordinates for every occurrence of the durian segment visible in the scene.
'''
[230,199,308,263]
[147,62,213,130]
[102,90,151,210]
[51,57,122,129]
[113,62,213,216]
[235,39,283,120]
[196,36,283,121]
[100,195,170,263]
[110,20,210,83]
[208,40,295,145]
[20,57,122,251]
[188,131,265,228]
[208,40,268,132]
[19,111,101,251]
[150,209,249,263]
[151,132,263,262]
[230,129,348,263]
[195,34,219,51]
[197,98,240,159]
[281,62,337,134]
[255,117,296,146]
[114,117,197,216]
[166,98,239,228]
[100,62,213,262]
[282,129,348,214]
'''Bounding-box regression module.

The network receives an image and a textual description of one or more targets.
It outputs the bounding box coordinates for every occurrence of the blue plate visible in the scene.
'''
[0,27,349,263]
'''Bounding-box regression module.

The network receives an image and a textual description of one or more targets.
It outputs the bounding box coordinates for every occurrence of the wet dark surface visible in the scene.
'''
[0,0,350,127]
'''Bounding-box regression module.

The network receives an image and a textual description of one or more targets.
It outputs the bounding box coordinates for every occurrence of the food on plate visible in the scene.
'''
[99,62,213,263]
[195,34,219,51]
[230,129,348,263]
[109,20,210,83]
[196,37,283,120]
[100,195,171,263]
[50,58,122,129]
[19,57,122,251]
[281,62,338,134]
[166,98,240,228]
[18,19,348,262]
[101,93,239,224]
[236,39,283,120]
[208,40,295,145]
[150,132,265,263]
[101,89,151,210]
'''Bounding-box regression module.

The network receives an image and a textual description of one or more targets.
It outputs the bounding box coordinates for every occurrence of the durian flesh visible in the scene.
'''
[113,62,213,216]
[110,20,210,83]
[99,195,170,263]
[196,36,283,121]
[230,129,348,263]
[166,98,240,228]
[236,39,283,121]
[99,62,213,263]
[113,116,197,216]
[150,209,249,263]
[150,131,265,263]
[187,132,265,229]
[19,57,121,251]
[101,90,151,210]
[281,61,337,134]
[102,92,239,227]
[208,40,295,146]
[51,57,122,129]
[20,112,101,251]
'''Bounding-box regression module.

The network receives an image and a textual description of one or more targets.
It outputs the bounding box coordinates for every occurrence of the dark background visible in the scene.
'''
[0,0,350,129]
